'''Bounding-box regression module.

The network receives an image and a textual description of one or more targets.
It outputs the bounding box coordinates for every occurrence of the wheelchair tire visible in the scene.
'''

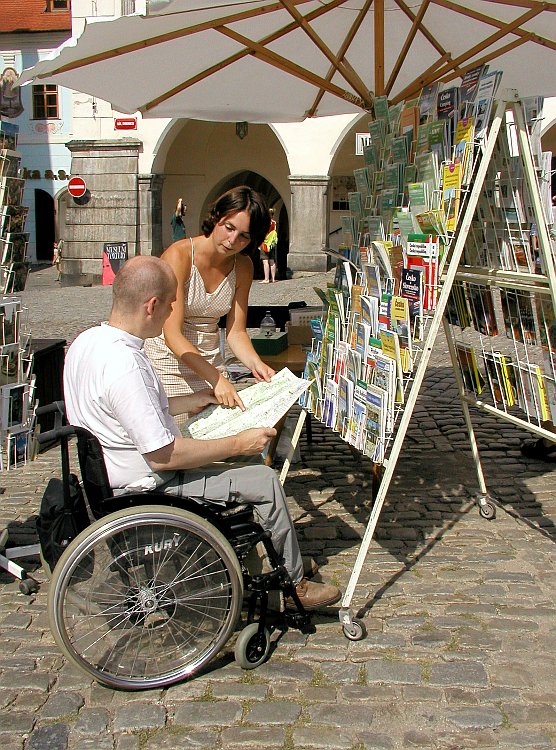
[234,622,271,669]
[48,505,243,690]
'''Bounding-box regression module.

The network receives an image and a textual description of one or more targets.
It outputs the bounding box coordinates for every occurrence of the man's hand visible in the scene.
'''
[234,427,276,456]
[168,389,217,417]
[186,389,218,415]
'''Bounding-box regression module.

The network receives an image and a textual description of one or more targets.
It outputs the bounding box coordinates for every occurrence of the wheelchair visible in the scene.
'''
[36,402,313,690]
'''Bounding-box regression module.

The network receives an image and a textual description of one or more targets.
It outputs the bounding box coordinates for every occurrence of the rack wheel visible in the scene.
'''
[342,617,367,641]
[235,623,271,669]
[479,501,496,520]
[19,578,38,595]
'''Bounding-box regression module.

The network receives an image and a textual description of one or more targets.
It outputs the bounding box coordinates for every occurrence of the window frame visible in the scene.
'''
[31,84,60,120]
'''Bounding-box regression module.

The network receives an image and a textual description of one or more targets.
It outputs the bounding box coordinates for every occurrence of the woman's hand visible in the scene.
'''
[214,373,246,411]
[251,361,275,383]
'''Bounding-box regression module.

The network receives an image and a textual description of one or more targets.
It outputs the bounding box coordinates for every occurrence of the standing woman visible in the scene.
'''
[145,186,275,420]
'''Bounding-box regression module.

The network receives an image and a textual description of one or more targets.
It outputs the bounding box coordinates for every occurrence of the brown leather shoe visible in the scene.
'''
[285,578,342,610]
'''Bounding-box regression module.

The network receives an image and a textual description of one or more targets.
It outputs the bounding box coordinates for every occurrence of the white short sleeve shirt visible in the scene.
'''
[64,323,181,488]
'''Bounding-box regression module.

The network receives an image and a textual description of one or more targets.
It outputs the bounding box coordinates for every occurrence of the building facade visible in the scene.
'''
[2,0,556,283]
[0,0,72,264]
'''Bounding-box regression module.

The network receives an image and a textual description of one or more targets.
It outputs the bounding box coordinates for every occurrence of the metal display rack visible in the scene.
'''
[298,93,556,639]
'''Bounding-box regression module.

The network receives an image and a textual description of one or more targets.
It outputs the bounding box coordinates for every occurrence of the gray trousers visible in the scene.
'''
[155,462,304,584]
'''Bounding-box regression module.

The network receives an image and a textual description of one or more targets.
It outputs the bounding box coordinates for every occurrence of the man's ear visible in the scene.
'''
[145,296,158,317]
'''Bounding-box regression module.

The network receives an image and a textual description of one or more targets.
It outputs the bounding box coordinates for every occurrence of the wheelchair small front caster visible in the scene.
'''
[235,623,271,669]
[342,617,367,641]
[19,577,38,595]
[477,495,496,520]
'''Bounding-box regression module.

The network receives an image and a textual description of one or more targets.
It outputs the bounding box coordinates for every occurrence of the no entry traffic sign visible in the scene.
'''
[67,176,87,198]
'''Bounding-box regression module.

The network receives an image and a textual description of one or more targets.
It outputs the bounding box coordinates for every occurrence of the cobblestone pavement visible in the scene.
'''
[0,265,554,750]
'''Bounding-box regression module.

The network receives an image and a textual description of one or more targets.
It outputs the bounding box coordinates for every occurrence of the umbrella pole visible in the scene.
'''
[374,0,384,95]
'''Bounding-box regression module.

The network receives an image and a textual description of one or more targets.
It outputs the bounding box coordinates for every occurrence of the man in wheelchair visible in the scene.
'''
[63,255,341,611]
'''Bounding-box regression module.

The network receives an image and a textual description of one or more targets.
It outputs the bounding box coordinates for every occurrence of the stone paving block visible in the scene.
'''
[253,660,314,682]
[496,730,554,748]
[355,731,396,749]
[0,710,35,733]
[307,703,373,729]
[316,661,362,684]
[1,613,32,629]
[40,691,84,720]
[0,740,25,750]
[115,735,140,750]
[71,737,114,750]
[173,701,242,727]
[446,707,503,729]
[340,685,399,702]
[73,706,111,734]
[211,682,268,700]
[293,726,354,748]
[365,659,423,685]
[221,726,285,748]
[427,661,489,687]
[27,723,70,750]
[244,700,301,725]
[144,729,219,749]
[113,703,166,733]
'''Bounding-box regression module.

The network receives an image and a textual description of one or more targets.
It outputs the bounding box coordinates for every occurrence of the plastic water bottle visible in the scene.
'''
[260,310,276,336]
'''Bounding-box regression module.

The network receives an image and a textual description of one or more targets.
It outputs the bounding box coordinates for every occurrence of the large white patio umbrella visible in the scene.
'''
[19,0,556,122]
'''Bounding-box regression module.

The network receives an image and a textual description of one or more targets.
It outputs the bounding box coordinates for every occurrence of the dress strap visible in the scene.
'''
[190,237,195,263]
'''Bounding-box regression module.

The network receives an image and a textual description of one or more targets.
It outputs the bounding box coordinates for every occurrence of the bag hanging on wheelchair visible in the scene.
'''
[36,474,90,571]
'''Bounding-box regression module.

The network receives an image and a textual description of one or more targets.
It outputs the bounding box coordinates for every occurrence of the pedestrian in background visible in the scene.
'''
[52,239,63,281]
[171,197,187,242]
[259,208,278,283]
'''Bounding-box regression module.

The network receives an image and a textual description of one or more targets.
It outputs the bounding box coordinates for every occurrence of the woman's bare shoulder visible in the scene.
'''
[161,239,192,274]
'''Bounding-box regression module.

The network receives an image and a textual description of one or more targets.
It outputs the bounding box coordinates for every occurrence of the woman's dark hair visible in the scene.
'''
[201,186,271,252]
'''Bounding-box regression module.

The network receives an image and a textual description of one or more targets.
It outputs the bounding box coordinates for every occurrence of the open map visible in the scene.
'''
[181,368,309,440]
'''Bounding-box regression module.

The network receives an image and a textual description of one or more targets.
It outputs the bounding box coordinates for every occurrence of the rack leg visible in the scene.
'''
[279,409,307,485]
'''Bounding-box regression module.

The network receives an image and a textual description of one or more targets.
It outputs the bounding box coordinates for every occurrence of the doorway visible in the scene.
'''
[34,189,56,262]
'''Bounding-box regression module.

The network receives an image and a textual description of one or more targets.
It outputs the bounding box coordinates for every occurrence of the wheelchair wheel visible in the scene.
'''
[48,505,243,690]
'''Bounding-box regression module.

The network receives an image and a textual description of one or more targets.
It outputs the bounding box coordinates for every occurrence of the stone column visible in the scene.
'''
[287,175,330,272]
[138,173,164,257]
[62,139,141,286]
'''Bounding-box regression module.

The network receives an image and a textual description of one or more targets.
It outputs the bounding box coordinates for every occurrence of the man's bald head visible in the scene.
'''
[112,256,177,315]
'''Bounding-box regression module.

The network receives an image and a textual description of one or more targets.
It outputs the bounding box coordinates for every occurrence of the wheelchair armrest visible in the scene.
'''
[37,424,77,446]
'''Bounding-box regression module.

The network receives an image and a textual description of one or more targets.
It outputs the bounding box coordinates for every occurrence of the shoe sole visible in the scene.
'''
[285,591,342,610]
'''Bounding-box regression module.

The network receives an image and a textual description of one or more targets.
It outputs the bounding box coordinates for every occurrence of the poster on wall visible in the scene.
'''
[102,242,128,286]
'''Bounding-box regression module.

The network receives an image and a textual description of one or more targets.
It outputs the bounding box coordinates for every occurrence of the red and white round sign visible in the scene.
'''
[68,176,87,198]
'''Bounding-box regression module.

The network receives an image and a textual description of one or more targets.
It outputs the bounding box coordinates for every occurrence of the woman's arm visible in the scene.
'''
[226,255,275,383]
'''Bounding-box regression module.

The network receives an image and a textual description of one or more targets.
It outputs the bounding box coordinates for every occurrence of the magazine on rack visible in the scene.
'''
[181,368,309,440]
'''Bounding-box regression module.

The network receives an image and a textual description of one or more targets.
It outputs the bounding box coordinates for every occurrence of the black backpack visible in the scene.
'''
[36,473,90,572]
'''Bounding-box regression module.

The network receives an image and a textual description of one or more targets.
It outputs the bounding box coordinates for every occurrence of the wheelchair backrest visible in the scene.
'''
[73,426,115,519]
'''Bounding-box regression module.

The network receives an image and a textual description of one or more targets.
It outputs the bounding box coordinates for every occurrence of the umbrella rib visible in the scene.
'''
[430,4,548,79]
[393,2,550,102]
[278,0,372,103]
[306,0,374,118]
[431,0,555,50]
[146,0,372,112]
[385,0,434,95]
[218,26,372,110]
[438,35,530,86]
[391,51,452,104]
[31,0,311,78]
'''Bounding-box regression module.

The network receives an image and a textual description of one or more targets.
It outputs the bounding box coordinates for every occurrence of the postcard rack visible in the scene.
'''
[0,122,35,471]
[299,91,555,640]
